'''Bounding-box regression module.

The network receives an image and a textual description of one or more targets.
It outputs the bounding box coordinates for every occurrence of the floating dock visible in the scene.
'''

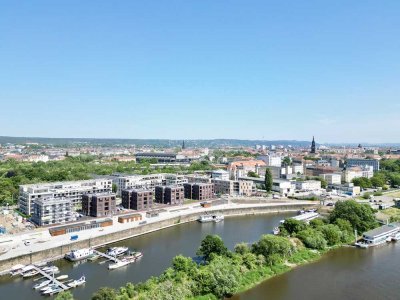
[31,265,69,293]
[93,250,121,263]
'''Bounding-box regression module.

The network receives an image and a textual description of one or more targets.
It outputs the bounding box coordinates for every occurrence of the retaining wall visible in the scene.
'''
[0,203,314,274]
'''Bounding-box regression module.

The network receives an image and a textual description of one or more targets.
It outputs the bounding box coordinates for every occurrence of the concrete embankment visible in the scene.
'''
[0,203,314,274]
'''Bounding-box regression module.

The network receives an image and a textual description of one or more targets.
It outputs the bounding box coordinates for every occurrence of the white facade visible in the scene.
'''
[272,179,294,196]
[211,170,230,181]
[258,155,282,167]
[32,198,73,226]
[342,166,373,183]
[295,180,321,191]
[19,179,112,215]
[321,173,342,185]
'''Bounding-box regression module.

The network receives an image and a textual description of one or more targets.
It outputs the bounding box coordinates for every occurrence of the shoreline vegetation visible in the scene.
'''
[54,200,378,300]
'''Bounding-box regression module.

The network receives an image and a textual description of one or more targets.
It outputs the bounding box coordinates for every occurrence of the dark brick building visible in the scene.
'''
[183,183,214,201]
[155,186,184,205]
[82,193,116,217]
[121,189,153,211]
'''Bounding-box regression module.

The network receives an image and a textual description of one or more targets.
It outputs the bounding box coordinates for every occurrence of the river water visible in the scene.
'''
[0,212,294,300]
[233,242,400,300]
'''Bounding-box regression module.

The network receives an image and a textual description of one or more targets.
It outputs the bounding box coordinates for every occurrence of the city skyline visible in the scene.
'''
[1,1,400,143]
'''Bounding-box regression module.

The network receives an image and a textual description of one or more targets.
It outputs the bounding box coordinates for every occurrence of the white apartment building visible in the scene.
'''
[164,174,188,186]
[258,155,282,167]
[295,180,321,191]
[211,169,230,181]
[19,179,112,215]
[111,174,164,195]
[321,173,342,185]
[31,198,73,226]
[342,166,374,183]
[272,179,295,196]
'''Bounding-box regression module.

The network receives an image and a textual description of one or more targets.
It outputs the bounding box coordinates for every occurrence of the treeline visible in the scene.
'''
[54,200,378,300]
[0,156,213,205]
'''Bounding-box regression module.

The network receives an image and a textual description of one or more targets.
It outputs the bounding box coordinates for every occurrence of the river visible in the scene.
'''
[233,243,400,300]
[0,212,294,299]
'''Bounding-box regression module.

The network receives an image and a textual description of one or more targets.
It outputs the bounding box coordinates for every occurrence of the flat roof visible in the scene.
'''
[363,223,400,237]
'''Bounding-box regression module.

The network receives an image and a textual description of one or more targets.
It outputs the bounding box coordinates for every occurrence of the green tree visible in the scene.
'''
[251,234,293,258]
[91,287,117,300]
[247,171,259,178]
[55,291,74,300]
[319,224,342,246]
[196,235,228,261]
[282,157,291,166]
[352,177,372,189]
[329,200,378,233]
[370,173,386,187]
[234,242,250,255]
[172,255,197,274]
[281,219,307,235]
[112,183,118,193]
[296,228,327,250]
[264,168,273,192]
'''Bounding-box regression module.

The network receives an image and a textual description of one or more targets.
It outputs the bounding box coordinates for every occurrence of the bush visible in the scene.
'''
[296,229,327,250]
[251,235,294,258]
[319,224,341,246]
[282,219,307,235]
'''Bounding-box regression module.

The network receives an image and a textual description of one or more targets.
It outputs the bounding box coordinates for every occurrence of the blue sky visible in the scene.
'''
[0,1,399,143]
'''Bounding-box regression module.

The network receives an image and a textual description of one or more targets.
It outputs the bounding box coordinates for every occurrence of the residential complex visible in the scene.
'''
[183,183,214,201]
[346,158,380,172]
[82,193,117,217]
[155,186,184,205]
[121,189,153,210]
[31,198,73,226]
[212,179,255,196]
[19,179,112,215]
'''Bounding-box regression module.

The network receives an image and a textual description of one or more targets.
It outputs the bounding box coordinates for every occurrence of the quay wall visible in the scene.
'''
[0,203,314,274]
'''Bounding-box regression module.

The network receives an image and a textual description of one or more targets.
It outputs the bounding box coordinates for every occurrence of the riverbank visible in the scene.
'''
[0,201,315,274]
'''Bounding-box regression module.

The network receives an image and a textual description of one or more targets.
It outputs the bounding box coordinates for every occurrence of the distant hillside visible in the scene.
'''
[0,136,314,148]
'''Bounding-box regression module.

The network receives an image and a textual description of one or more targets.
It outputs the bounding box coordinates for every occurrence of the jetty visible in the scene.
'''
[31,265,69,293]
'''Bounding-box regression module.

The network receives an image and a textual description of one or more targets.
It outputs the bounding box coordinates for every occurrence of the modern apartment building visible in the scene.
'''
[19,179,112,215]
[228,160,267,180]
[211,179,255,196]
[31,198,73,226]
[183,183,214,201]
[321,173,342,185]
[164,174,188,186]
[342,166,374,183]
[121,189,153,210]
[346,158,380,172]
[111,174,164,196]
[211,170,230,181]
[258,155,282,167]
[82,193,117,217]
[155,186,184,205]
[295,180,321,191]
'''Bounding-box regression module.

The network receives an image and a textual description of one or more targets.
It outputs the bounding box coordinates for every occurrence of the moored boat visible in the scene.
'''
[33,279,52,290]
[198,214,224,223]
[65,248,94,261]
[108,260,130,270]
[106,247,129,257]
[67,276,86,288]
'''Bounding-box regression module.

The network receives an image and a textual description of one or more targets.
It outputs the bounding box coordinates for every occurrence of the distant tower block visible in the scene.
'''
[311,136,316,154]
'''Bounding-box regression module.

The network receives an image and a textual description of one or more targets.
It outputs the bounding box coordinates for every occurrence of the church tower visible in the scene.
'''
[182,140,185,150]
[311,136,316,154]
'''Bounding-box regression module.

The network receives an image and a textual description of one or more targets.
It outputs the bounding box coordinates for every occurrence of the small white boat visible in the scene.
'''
[67,276,86,288]
[42,286,63,295]
[386,236,392,242]
[213,215,224,223]
[33,279,52,290]
[392,232,400,241]
[355,242,369,249]
[133,251,143,259]
[42,266,59,274]
[272,227,280,235]
[108,260,130,270]
[106,247,129,257]
[56,275,68,281]
[41,282,58,292]
[198,214,224,223]
[23,270,39,278]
